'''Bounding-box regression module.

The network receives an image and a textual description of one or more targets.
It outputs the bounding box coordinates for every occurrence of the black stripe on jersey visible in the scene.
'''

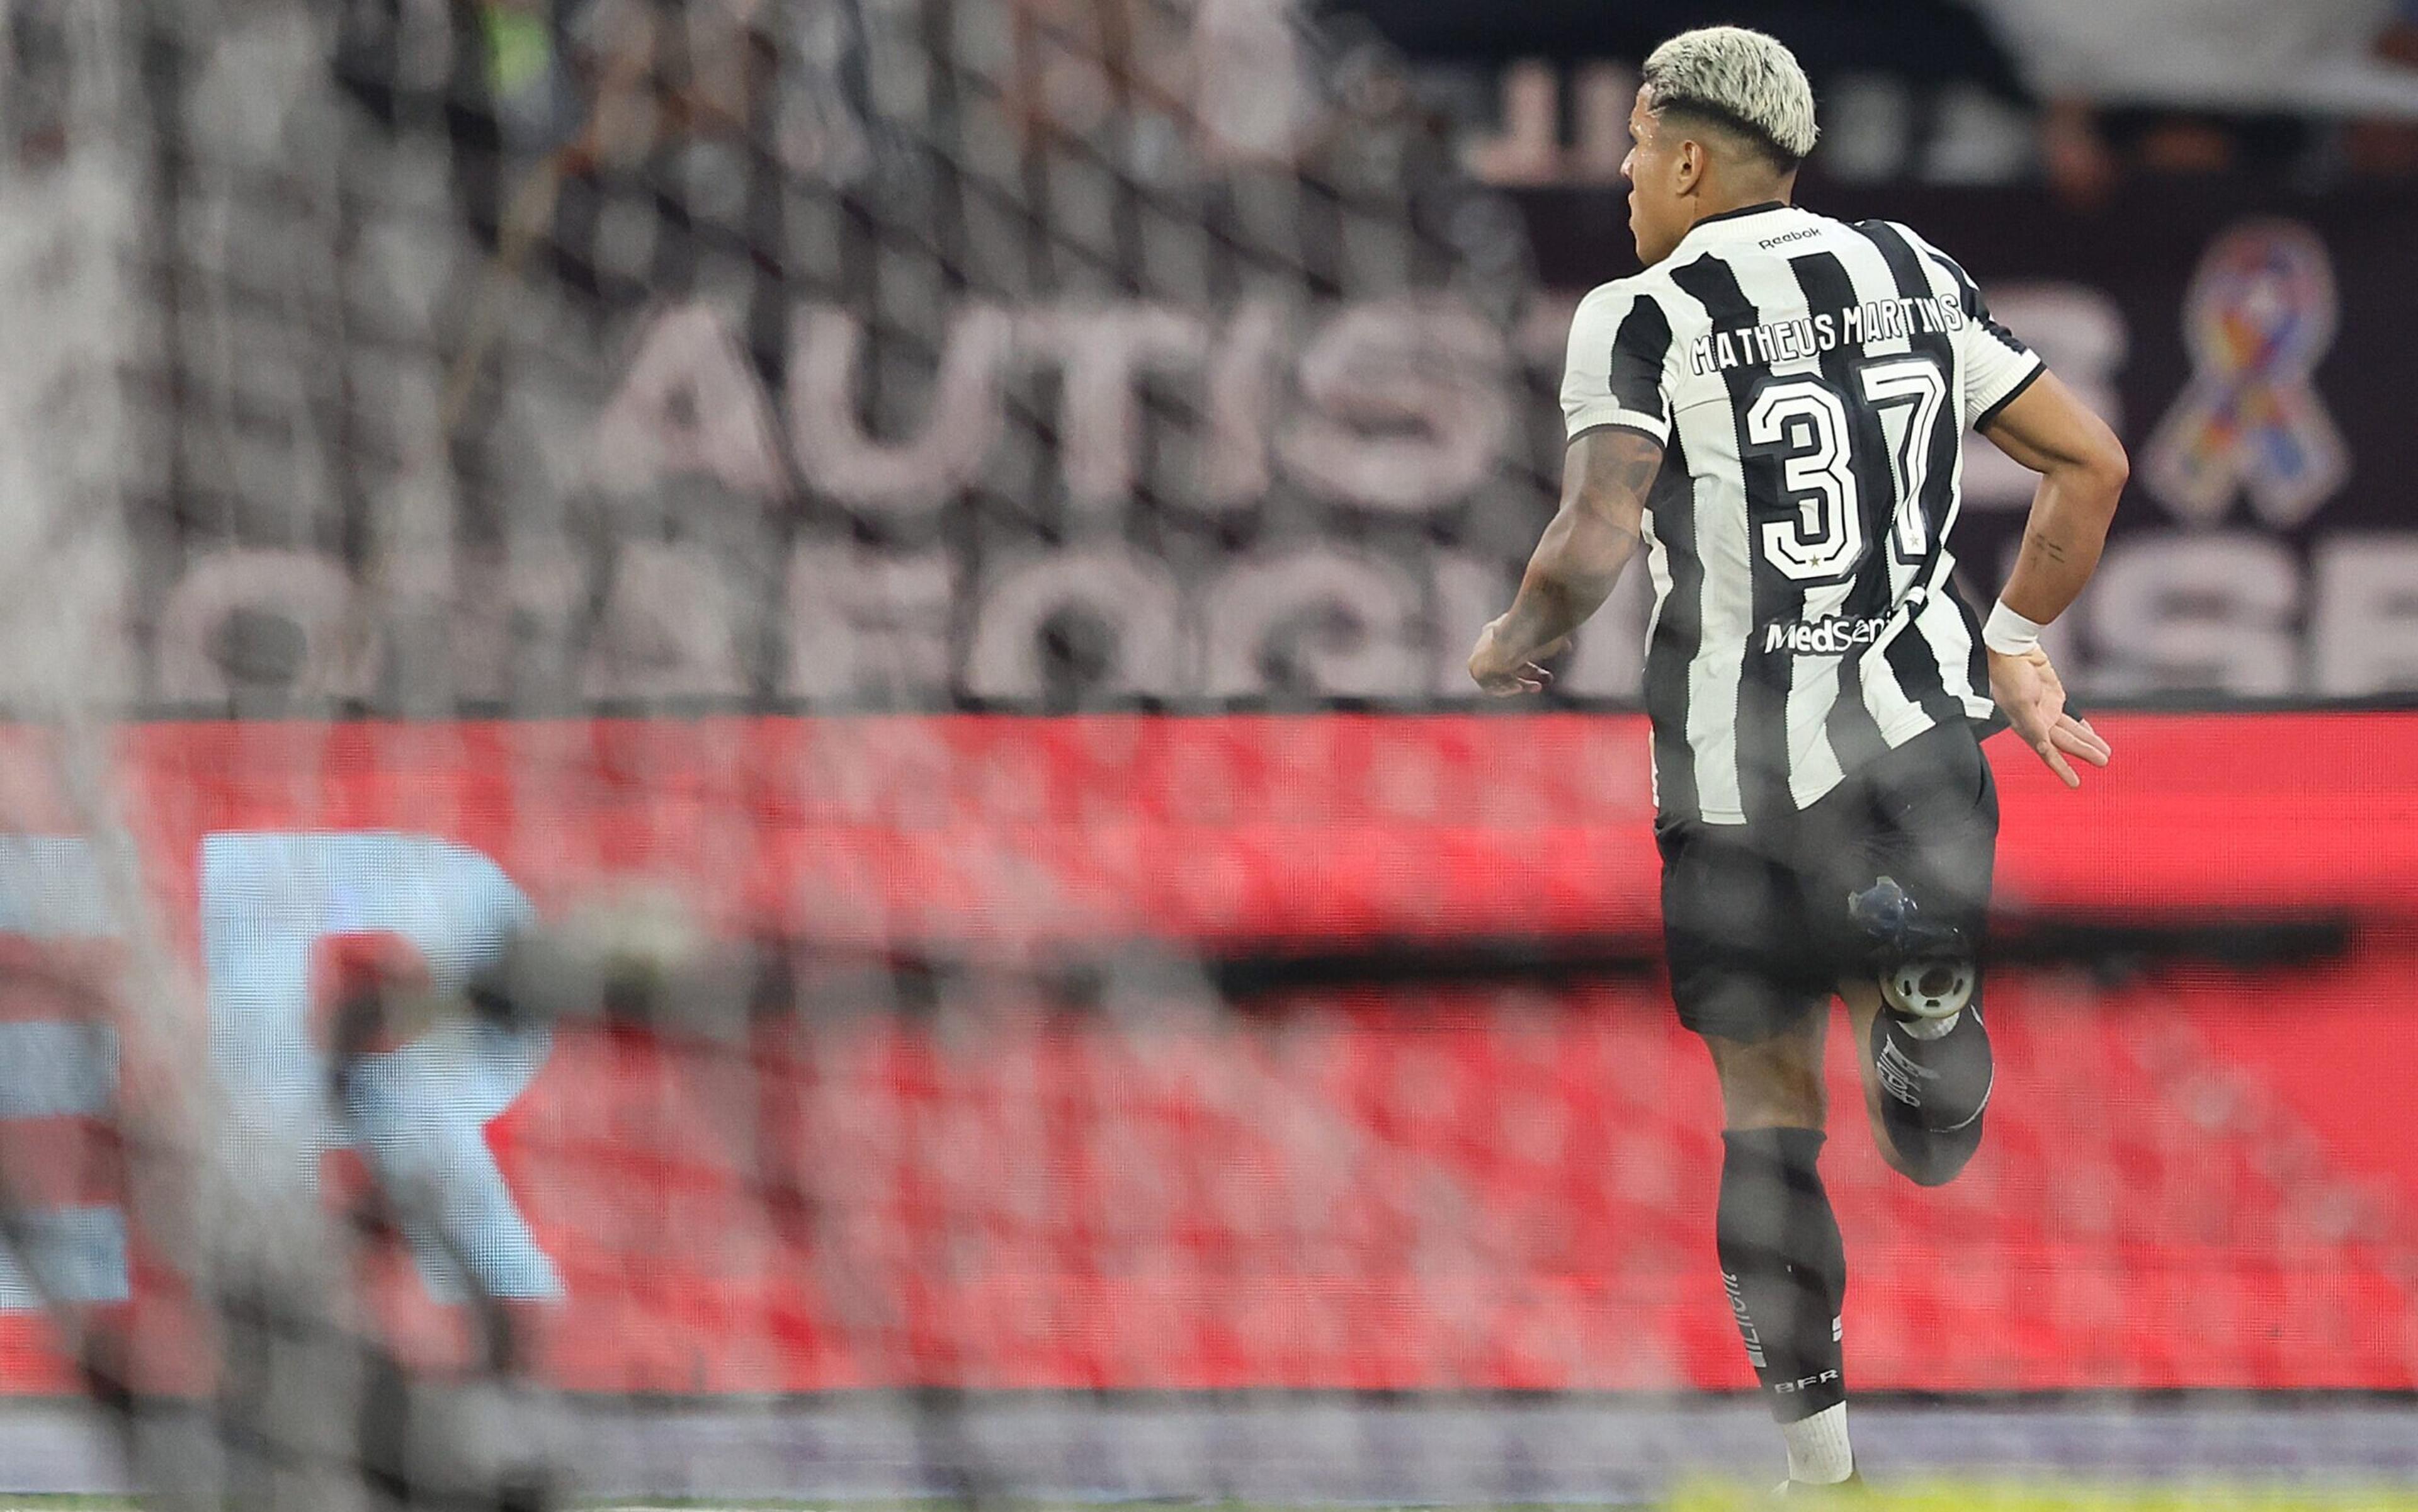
[1951,577,2001,730]
[1922,246,1985,315]
[1923,247,2029,356]
[1881,610,1961,731]
[1608,297,1675,423]
[1788,249,1890,776]
[1643,429,1700,821]
[1669,250,1795,826]
[1855,221,1971,730]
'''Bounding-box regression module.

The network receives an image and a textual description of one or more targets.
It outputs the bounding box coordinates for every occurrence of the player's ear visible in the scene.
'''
[1673,137,1703,195]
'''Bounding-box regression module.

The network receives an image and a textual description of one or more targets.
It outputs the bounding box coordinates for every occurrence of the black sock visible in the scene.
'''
[1717,1127,1847,1423]
[1871,1003,1992,1186]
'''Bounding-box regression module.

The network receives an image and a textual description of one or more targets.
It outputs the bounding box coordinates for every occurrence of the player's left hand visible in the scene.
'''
[1468,620,1565,697]
[1988,645,2110,787]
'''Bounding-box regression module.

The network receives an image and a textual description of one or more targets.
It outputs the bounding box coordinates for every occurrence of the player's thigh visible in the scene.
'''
[1659,819,1832,1127]
[1837,977,1899,1154]
[1810,722,2000,967]
[1868,722,1999,926]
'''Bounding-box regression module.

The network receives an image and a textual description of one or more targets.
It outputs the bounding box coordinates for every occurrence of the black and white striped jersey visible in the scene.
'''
[1561,202,2045,827]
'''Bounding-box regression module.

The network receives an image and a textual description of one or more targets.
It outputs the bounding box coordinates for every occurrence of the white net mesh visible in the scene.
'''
[5,2,2418,1508]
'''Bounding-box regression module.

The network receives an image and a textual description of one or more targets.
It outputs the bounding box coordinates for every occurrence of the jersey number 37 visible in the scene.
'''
[1742,356,1949,584]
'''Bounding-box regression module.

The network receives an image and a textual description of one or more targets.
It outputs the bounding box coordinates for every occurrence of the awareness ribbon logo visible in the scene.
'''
[2145,220,2348,528]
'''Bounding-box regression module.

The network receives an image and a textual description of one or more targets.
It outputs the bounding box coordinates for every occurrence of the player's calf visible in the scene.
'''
[1867,1003,1990,1186]
[1847,876,1993,1187]
[1716,1127,1855,1484]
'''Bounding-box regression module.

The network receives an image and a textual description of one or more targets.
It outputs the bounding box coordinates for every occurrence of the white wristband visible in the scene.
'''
[1982,601,2047,657]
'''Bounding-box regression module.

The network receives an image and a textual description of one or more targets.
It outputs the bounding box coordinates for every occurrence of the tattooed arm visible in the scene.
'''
[1469,426,1660,697]
[1977,370,2128,785]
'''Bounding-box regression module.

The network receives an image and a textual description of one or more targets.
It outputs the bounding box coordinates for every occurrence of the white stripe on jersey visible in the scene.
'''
[1672,459,1747,821]
[1785,659,1848,807]
[1642,518,1675,810]
[1859,611,1936,743]
[1912,591,1996,725]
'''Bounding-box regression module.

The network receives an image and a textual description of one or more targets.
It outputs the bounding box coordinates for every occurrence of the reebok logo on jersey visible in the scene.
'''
[1761,613,1893,656]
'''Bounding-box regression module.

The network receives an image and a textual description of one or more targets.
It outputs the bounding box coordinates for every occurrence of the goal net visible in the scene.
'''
[4,1,2415,1508]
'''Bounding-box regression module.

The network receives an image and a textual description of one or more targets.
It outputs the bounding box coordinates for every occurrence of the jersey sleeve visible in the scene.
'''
[1559,282,1676,447]
[1922,241,2046,430]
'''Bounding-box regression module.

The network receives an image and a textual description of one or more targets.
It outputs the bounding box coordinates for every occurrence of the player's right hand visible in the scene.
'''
[1987,645,2111,788]
[1468,619,1562,697]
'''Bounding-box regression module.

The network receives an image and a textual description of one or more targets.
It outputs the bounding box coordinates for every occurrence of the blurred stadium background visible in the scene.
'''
[0,0,2416,1506]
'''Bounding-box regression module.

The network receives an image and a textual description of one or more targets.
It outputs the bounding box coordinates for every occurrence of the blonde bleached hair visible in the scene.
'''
[1640,26,1819,167]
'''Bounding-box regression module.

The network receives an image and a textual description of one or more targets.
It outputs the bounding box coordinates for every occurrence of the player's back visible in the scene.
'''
[1560,202,2045,827]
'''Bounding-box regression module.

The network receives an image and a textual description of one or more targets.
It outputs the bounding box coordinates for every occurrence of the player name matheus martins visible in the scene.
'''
[1691,293,1970,375]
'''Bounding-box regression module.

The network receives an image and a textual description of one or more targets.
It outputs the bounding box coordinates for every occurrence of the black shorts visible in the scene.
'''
[1657,722,1998,1043]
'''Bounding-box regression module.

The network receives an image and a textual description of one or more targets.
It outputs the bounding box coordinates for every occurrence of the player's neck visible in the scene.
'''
[1683,182,1796,236]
